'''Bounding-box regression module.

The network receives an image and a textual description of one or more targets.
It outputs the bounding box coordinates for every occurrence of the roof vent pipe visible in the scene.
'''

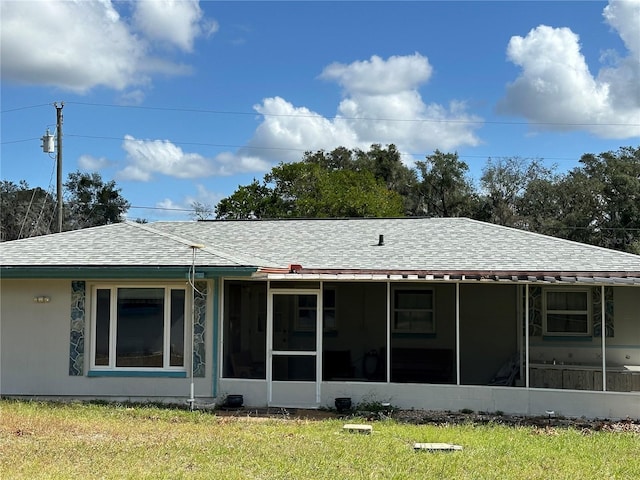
[378,234,384,246]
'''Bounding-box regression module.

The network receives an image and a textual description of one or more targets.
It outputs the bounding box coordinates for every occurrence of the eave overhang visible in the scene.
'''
[0,265,258,279]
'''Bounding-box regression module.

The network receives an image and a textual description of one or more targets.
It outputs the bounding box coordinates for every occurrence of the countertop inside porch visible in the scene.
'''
[529,363,640,372]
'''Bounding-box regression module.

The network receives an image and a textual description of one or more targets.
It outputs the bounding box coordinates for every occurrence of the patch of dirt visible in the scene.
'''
[213,407,640,433]
[390,410,640,433]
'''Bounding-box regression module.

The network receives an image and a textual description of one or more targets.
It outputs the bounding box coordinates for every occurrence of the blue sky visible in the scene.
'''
[2,0,639,222]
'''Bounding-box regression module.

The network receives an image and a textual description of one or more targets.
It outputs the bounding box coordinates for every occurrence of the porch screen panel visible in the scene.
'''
[322,283,387,382]
[273,294,316,352]
[222,281,267,379]
[116,288,164,367]
[272,356,316,381]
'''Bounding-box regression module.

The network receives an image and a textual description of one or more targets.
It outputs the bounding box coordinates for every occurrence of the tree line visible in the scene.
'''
[0,172,130,242]
[2,146,639,254]
[214,145,640,254]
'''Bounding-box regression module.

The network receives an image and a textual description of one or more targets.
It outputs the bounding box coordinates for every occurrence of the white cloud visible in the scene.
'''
[132,0,217,52]
[497,0,640,138]
[241,54,482,167]
[321,53,433,95]
[117,135,271,181]
[118,135,215,180]
[243,96,362,164]
[0,0,214,93]
[78,154,112,171]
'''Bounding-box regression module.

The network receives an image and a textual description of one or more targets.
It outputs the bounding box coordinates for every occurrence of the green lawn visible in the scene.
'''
[1,400,638,479]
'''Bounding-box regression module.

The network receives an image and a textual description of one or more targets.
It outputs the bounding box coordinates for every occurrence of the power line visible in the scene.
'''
[0,132,588,163]
[0,103,52,113]
[3,100,638,128]
[128,205,194,213]
[63,101,640,127]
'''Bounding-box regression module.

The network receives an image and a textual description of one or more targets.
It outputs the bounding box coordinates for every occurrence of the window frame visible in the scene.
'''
[89,283,189,372]
[392,288,436,334]
[542,287,592,337]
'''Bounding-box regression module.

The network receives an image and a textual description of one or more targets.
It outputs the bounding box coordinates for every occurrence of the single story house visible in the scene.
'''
[1,217,639,419]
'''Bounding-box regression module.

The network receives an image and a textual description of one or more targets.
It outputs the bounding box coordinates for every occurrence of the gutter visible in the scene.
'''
[0,265,258,279]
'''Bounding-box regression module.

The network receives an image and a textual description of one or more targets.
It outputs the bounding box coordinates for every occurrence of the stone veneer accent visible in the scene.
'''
[69,281,86,376]
[192,281,207,377]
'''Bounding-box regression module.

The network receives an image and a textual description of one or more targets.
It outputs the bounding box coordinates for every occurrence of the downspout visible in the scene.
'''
[525,284,530,388]
[212,278,220,399]
[601,285,607,392]
[455,282,460,386]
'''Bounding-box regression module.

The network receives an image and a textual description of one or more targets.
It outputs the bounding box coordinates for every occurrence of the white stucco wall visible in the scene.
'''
[0,279,213,401]
[2,278,638,419]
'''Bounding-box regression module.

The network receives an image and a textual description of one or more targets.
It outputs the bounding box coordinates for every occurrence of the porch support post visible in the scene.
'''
[386,281,391,383]
[316,281,323,403]
[525,284,530,388]
[601,285,607,392]
[212,278,220,398]
[266,281,273,404]
[455,282,460,385]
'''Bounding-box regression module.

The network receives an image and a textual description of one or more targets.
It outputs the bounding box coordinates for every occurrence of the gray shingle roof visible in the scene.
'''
[2,218,640,278]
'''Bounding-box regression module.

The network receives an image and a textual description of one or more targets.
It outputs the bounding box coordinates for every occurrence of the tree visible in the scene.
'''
[518,147,640,252]
[215,179,287,220]
[574,147,640,251]
[1,181,56,241]
[295,167,403,218]
[190,201,214,221]
[354,144,420,215]
[215,146,406,219]
[303,144,419,215]
[64,171,130,230]
[477,157,556,227]
[415,150,477,217]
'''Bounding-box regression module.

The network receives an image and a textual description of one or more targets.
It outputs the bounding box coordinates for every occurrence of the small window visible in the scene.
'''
[393,289,435,333]
[91,285,187,370]
[295,294,317,332]
[323,287,337,331]
[543,289,591,336]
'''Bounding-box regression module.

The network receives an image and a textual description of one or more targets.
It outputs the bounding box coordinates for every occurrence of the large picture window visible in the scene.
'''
[393,289,435,333]
[543,289,591,336]
[91,286,187,370]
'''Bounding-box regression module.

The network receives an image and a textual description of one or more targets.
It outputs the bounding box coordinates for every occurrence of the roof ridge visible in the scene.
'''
[126,221,272,266]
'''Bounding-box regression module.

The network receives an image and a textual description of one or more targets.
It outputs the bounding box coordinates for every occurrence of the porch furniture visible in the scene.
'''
[488,353,520,386]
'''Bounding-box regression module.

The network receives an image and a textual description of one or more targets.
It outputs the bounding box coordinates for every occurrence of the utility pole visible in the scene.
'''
[40,102,64,232]
[54,102,64,232]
